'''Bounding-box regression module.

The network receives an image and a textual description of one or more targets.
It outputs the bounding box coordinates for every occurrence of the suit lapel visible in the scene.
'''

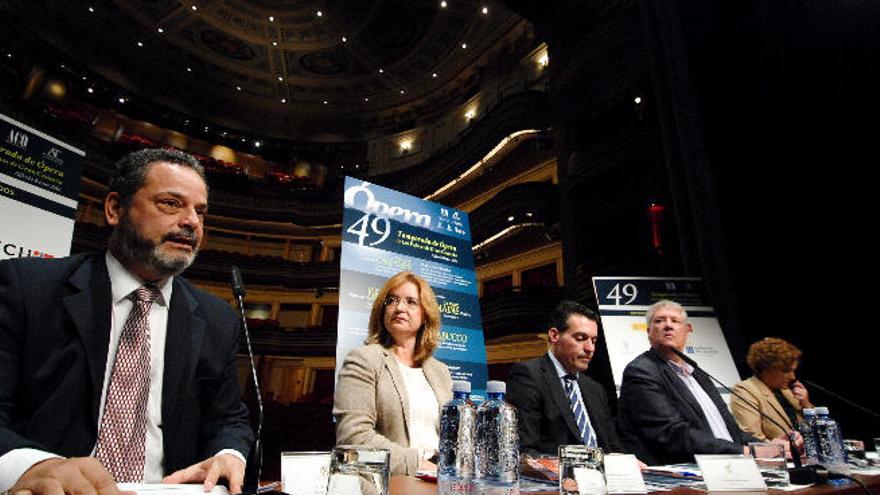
[161,279,206,438]
[541,355,581,440]
[656,355,707,422]
[62,255,112,424]
[753,377,794,430]
[693,368,740,435]
[422,357,450,407]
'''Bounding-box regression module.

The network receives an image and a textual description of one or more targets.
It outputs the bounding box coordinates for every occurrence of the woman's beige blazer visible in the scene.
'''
[731,375,803,441]
[333,343,453,475]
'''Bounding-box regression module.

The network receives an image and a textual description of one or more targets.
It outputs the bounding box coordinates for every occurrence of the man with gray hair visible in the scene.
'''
[617,300,759,464]
[0,149,253,495]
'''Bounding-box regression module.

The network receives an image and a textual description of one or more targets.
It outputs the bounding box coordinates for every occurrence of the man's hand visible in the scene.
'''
[162,454,245,494]
[790,381,813,408]
[10,457,121,495]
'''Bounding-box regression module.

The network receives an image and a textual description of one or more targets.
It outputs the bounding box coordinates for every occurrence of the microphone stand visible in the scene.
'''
[801,379,880,421]
[232,266,263,494]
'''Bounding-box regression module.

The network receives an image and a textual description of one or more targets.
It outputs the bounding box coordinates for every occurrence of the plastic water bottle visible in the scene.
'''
[439,380,477,495]
[814,406,846,468]
[475,380,519,495]
[798,408,819,464]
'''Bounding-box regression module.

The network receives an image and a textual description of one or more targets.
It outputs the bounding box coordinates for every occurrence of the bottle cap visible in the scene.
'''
[486,380,506,394]
[802,408,815,416]
[815,406,829,415]
[452,380,471,393]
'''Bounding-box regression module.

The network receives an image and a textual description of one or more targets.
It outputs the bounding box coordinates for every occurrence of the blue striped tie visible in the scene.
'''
[563,374,596,447]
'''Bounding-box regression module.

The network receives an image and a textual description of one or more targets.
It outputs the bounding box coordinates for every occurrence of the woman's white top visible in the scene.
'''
[397,361,440,455]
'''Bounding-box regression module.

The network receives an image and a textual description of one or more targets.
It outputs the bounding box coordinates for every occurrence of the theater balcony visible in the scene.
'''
[469,181,558,248]
[239,325,336,358]
[46,87,554,226]
[187,252,339,290]
[70,222,341,291]
[372,90,551,200]
[480,286,565,341]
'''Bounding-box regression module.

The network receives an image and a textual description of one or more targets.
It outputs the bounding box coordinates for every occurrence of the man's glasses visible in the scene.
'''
[384,295,420,311]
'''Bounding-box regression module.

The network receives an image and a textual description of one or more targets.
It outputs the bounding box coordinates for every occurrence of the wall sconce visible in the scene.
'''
[465,109,476,121]
[538,54,549,68]
[400,140,412,152]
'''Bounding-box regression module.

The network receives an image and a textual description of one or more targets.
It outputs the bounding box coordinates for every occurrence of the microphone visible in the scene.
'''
[801,379,880,421]
[231,265,246,299]
[670,348,822,485]
[231,266,263,493]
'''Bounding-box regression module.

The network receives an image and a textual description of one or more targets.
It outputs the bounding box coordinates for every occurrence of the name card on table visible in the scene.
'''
[695,454,767,491]
[573,467,606,494]
[281,451,331,495]
[604,454,647,493]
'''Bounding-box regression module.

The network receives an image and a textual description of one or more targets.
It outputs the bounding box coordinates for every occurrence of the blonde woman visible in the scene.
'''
[333,271,453,475]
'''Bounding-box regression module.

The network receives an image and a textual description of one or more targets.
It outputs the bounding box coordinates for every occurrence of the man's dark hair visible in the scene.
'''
[108,148,206,205]
[547,300,599,332]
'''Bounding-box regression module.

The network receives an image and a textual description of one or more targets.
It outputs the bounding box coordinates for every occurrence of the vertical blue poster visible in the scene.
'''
[336,177,489,400]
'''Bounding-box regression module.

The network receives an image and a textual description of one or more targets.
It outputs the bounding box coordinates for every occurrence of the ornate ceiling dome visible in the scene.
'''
[10,0,531,142]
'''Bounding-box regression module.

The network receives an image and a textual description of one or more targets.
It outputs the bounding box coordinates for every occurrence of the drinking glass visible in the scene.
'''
[843,439,866,461]
[748,442,788,487]
[558,445,605,495]
[327,445,390,495]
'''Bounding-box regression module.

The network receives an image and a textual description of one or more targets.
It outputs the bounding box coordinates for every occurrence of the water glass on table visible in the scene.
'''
[558,445,605,495]
[327,445,390,495]
[842,439,869,468]
[748,442,789,487]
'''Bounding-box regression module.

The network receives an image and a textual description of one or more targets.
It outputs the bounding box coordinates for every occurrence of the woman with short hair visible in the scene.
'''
[731,337,814,440]
[333,271,452,475]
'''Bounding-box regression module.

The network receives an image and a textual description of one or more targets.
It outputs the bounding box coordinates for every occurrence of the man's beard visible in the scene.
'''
[110,213,199,279]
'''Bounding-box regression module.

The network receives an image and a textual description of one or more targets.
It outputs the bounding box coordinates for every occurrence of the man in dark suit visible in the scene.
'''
[507,301,624,457]
[0,149,253,495]
[617,300,764,465]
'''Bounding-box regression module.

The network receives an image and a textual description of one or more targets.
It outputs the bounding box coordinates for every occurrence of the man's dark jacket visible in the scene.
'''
[506,354,623,457]
[617,349,757,465]
[0,253,253,471]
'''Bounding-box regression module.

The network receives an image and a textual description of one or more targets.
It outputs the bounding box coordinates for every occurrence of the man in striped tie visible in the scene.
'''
[0,149,253,495]
[507,301,626,457]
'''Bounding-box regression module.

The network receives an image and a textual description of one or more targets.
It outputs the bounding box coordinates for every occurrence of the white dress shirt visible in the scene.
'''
[667,358,734,442]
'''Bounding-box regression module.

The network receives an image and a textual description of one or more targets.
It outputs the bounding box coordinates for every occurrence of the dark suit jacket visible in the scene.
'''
[0,253,253,473]
[617,349,757,465]
[506,354,623,457]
